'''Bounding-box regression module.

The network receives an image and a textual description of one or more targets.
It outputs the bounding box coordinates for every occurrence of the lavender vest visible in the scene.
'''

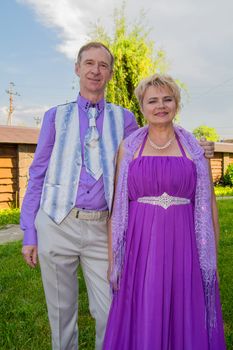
[40,101,124,223]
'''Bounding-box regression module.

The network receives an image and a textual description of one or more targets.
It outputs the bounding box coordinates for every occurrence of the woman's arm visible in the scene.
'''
[208,160,220,257]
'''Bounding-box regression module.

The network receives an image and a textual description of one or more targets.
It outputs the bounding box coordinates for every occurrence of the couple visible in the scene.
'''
[21,42,226,349]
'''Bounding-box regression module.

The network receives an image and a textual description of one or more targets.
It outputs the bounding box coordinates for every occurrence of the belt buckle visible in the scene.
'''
[75,209,95,220]
[75,209,108,220]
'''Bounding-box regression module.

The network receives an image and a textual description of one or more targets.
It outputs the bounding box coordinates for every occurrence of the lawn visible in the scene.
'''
[0,247,95,349]
[217,199,233,348]
[0,200,232,349]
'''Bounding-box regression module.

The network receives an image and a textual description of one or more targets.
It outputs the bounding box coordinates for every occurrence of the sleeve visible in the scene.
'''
[123,109,139,139]
[20,107,56,245]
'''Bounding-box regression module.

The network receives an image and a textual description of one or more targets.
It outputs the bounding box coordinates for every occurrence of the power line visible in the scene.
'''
[192,77,233,99]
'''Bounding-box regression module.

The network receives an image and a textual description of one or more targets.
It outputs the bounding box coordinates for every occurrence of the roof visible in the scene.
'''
[223,139,233,143]
[215,142,233,153]
[0,125,40,144]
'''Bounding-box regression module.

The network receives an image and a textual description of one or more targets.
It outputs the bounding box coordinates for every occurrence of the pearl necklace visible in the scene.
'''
[147,134,175,150]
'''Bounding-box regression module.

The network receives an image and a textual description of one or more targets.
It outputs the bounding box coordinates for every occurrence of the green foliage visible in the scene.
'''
[192,125,220,142]
[215,185,233,197]
[90,4,169,126]
[0,209,20,229]
[215,163,233,188]
[222,163,233,187]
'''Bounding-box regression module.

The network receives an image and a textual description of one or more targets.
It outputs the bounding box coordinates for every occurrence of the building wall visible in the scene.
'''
[210,151,233,183]
[0,145,18,209]
[18,144,36,207]
[0,143,36,209]
[210,153,223,182]
[0,142,233,209]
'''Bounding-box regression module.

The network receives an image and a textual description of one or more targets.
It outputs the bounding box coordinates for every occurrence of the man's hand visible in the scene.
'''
[22,245,38,268]
[199,136,215,159]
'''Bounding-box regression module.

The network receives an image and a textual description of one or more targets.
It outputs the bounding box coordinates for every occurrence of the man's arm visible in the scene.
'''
[199,136,215,159]
[21,107,56,267]
[123,109,138,139]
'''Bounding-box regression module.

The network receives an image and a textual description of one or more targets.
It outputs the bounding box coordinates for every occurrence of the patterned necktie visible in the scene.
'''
[84,106,102,180]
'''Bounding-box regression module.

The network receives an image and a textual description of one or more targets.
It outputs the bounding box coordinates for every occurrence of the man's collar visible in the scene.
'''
[77,94,105,113]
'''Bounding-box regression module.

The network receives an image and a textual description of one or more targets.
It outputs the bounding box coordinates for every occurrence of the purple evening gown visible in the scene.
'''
[103,135,226,350]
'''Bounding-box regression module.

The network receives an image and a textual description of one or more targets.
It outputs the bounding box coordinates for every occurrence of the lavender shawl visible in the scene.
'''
[111,124,217,334]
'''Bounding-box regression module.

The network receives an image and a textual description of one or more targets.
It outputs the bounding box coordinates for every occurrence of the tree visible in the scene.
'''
[90,5,169,126]
[192,125,220,142]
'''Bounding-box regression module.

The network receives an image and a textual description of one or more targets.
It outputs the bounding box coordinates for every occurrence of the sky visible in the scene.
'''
[0,0,233,139]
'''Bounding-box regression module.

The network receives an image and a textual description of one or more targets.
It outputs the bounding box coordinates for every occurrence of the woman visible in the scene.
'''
[103,74,226,349]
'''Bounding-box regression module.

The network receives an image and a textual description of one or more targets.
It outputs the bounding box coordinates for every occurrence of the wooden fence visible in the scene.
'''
[0,126,39,209]
[0,145,18,208]
[211,143,233,183]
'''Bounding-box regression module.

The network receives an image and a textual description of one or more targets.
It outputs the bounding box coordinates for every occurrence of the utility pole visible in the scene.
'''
[5,82,20,125]
[34,116,41,128]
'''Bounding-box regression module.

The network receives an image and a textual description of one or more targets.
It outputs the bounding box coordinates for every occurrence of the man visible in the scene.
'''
[21,42,138,350]
[21,42,214,350]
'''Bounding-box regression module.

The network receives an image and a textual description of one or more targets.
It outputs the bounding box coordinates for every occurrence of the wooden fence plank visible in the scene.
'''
[0,184,17,193]
[0,202,13,209]
[0,158,17,168]
[0,178,15,185]
[0,168,17,178]
[0,192,15,202]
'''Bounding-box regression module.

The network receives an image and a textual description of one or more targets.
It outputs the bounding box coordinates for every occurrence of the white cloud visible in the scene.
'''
[15,0,233,138]
[0,104,49,127]
[16,0,233,82]
[16,0,118,59]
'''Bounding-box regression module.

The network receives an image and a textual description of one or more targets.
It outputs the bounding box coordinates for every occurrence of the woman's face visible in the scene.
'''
[141,85,177,126]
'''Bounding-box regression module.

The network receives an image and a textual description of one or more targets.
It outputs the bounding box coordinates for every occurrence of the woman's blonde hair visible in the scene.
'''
[134,74,181,112]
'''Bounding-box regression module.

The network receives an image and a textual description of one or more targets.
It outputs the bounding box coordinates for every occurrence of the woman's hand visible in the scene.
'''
[107,261,112,283]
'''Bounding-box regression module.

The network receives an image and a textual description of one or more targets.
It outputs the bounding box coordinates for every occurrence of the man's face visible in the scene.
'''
[75,47,113,98]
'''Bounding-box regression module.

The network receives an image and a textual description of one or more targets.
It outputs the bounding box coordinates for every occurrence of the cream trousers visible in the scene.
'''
[36,208,111,350]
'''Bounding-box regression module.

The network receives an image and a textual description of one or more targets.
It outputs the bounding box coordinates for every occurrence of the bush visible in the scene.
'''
[192,125,220,141]
[0,208,20,228]
[214,186,233,197]
[221,163,233,187]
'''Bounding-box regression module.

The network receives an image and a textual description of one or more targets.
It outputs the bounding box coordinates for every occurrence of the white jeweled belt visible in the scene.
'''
[137,192,190,209]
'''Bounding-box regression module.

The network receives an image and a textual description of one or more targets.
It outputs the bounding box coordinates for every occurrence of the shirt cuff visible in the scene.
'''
[23,228,38,246]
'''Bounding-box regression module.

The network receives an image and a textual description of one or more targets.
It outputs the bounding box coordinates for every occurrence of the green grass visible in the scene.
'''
[0,200,232,349]
[217,199,233,348]
[0,244,95,349]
